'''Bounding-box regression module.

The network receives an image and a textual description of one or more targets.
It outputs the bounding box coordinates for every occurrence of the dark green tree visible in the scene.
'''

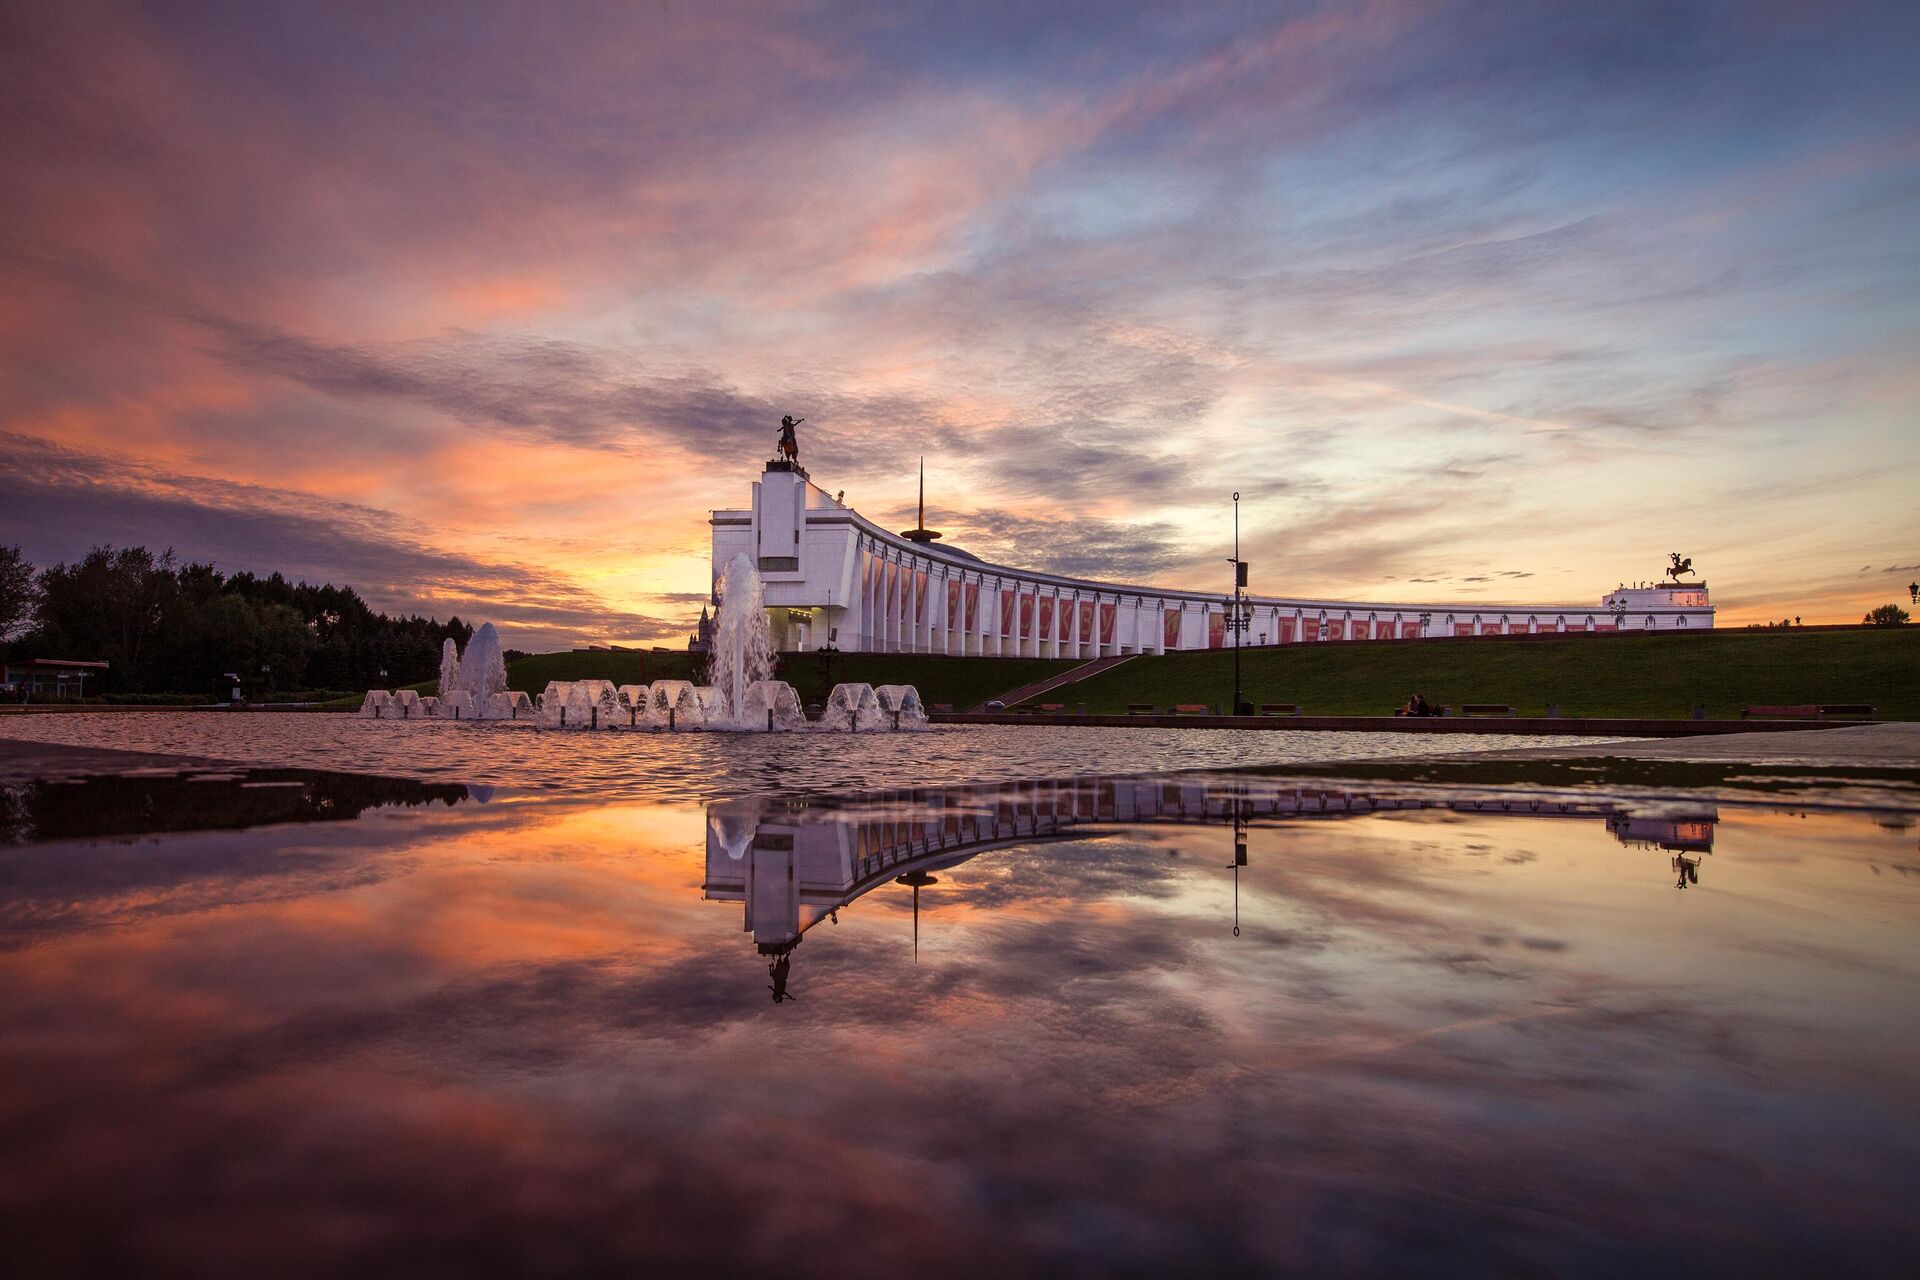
[0,545,36,641]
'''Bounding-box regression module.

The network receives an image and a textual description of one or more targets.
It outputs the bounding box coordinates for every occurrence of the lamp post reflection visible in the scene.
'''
[1227,794,1249,938]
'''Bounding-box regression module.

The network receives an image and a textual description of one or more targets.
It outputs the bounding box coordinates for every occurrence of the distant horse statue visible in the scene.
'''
[1668,552,1694,580]
[777,414,803,464]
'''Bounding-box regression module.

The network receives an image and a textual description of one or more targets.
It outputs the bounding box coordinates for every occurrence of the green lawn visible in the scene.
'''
[333,629,1914,720]
[1052,628,1919,719]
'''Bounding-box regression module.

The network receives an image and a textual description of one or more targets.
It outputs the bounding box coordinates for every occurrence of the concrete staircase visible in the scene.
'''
[967,654,1136,713]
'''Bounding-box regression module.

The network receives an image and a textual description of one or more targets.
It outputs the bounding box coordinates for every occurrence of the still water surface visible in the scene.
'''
[2,765,1916,1275]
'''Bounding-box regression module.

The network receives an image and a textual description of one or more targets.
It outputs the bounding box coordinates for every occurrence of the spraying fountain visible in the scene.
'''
[357,562,922,732]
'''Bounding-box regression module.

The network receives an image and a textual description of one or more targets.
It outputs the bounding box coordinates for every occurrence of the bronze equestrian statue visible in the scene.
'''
[1668,552,1695,580]
[778,415,803,463]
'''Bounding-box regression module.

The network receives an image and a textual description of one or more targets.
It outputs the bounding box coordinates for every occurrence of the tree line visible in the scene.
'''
[0,544,484,697]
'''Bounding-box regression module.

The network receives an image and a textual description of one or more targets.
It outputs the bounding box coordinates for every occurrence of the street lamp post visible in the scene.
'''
[1225,492,1252,716]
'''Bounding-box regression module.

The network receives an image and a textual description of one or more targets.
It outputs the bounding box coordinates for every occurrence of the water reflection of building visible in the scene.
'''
[704,778,1721,990]
[1605,814,1716,853]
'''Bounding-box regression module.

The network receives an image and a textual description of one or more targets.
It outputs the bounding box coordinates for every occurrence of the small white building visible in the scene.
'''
[711,460,1714,655]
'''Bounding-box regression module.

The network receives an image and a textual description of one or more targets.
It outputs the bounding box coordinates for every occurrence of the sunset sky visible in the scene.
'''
[3,0,1916,647]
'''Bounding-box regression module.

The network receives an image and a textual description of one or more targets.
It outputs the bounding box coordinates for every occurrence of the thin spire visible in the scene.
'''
[899,456,942,543]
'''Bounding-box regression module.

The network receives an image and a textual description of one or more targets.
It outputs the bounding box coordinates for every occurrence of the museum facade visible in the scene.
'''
[711,461,1714,655]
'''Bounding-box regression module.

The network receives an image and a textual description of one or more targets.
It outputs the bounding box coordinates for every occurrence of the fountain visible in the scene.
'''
[704,552,796,728]
[819,682,885,732]
[436,690,477,720]
[358,581,925,731]
[873,684,929,730]
[437,623,511,717]
[645,680,704,729]
[742,679,806,731]
[485,690,533,719]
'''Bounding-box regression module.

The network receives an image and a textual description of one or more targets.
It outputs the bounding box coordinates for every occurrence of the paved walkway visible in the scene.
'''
[0,739,227,781]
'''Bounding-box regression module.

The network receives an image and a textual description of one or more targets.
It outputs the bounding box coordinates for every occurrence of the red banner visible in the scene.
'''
[1037,596,1053,641]
[1208,612,1226,649]
[1019,594,1034,639]
[1164,609,1182,648]
[1000,590,1015,636]
[1080,601,1095,644]
[964,582,978,630]
[1100,602,1116,644]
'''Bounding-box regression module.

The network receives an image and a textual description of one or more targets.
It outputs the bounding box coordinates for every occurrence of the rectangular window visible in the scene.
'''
[757,556,799,573]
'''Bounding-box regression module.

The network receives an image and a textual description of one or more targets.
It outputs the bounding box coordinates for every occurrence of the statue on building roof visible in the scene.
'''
[777,415,803,464]
[1668,552,1695,581]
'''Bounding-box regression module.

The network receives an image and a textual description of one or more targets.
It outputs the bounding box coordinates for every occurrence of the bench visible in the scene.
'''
[1172,704,1211,716]
[1820,704,1876,718]
[1259,704,1302,717]
[1036,703,1065,714]
[1740,704,1822,719]
[1461,704,1516,717]
[1126,703,1159,715]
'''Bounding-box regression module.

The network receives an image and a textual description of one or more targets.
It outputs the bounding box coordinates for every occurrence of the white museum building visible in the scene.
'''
[710,459,1714,656]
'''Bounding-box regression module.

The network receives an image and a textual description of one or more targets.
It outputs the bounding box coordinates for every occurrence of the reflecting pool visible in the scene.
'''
[0,711,1633,800]
[2,763,1916,1275]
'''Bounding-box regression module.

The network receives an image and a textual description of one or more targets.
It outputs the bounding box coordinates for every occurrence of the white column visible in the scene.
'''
[891,558,904,654]
[921,564,934,654]
[1152,599,1167,655]
[901,558,915,652]
[975,575,990,656]
[906,556,921,656]
[933,568,948,655]
[861,546,875,650]
[986,577,999,656]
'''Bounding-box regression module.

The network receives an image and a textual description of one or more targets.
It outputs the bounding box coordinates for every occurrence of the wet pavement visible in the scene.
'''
[1,740,1917,1276]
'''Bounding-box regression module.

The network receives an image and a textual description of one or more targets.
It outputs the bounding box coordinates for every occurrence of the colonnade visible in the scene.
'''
[844,536,1676,655]
[852,536,1175,657]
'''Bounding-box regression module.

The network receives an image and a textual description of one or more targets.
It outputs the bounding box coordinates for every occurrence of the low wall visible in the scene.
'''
[933,712,1870,738]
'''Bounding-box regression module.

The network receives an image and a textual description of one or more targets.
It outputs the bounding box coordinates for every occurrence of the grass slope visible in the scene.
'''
[499,650,1076,712]
[1056,628,1919,719]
